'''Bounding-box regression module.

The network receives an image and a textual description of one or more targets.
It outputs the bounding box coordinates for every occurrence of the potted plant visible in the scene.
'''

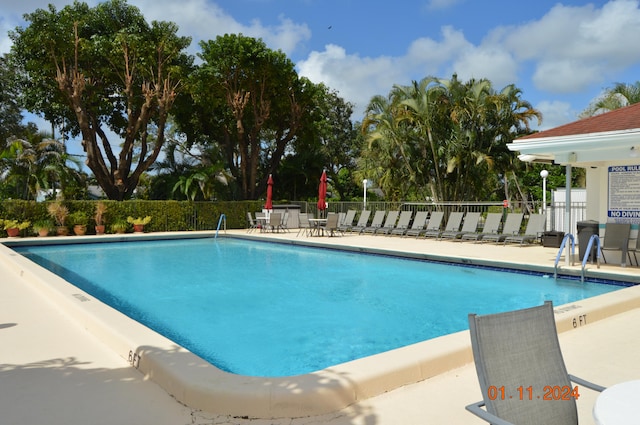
[47,201,69,236]
[2,219,31,238]
[94,201,108,235]
[127,216,152,233]
[68,211,89,236]
[111,220,128,234]
[32,219,53,237]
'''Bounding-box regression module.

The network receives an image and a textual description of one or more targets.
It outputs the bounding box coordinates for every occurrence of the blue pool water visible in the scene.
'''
[15,237,625,377]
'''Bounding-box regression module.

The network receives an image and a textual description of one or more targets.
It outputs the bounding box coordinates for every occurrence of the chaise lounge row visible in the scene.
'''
[328,209,547,245]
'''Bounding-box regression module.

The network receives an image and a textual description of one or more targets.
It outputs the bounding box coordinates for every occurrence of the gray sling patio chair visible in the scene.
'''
[324,212,342,237]
[600,222,632,266]
[441,211,481,240]
[466,301,605,425]
[388,211,413,236]
[265,213,281,233]
[419,211,444,239]
[403,211,429,238]
[279,210,289,232]
[461,213,502,242]
[255,212,267,232]
[375,210,400,235]
[337,210,357,233]
[479,213,523,243]
[425,211,463,239]
[349,210,371,233]
[628,233,640,266]
[246,212,259,233]
[504,214,546,245]
[297,213,312,236]
[360,210,386,234]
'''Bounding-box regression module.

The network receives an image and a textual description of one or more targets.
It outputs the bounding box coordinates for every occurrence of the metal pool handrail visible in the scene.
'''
[581,234,601,282]
[554,233,575,279]
[215,214,226,238]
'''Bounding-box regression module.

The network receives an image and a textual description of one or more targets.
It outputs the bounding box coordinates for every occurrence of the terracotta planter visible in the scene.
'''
[95,224,106,235]
[133,224,145,233]
[56,226,69,236]
[6,227,20,237]
[37,228,50,237]
[73,225,87,236]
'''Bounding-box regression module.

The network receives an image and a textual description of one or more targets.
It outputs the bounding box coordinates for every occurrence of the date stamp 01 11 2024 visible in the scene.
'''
[487,385,580,401]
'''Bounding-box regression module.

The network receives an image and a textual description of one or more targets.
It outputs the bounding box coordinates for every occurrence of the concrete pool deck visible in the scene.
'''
[1,230,640,424]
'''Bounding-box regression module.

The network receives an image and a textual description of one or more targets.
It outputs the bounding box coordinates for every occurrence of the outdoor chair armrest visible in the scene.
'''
[465,401,515,425]
[569,374,606,392]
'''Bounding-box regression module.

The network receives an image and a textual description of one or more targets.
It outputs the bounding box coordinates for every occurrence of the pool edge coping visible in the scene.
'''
[2,231,640,419]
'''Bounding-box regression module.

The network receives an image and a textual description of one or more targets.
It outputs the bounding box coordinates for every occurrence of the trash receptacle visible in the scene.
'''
[577,220,599,262]
[542,231,565,248]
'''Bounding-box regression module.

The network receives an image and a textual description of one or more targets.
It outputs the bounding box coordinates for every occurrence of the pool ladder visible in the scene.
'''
[554,233,600,282]
[215,214,226,239]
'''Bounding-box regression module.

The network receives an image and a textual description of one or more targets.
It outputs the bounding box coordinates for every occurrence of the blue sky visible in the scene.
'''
[2,0,640,138]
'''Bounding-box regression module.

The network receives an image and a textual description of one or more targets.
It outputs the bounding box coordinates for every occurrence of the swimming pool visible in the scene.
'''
[13,237,625,377]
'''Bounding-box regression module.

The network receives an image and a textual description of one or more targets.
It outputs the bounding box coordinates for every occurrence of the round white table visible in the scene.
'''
[593,380,640,425]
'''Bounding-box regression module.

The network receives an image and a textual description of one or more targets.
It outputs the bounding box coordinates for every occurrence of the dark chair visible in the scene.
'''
[600,223,631,266]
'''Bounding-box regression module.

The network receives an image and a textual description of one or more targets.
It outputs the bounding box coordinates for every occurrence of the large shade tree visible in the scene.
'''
[180,34,315,200]
[278,84,360,201]
[9,0,192,200]
[0,54,31,145]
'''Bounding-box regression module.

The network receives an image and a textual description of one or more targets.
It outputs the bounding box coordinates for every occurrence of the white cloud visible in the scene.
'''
[405,26,470,71]
[5,0,640,130]
[499,0,640,93]
[132,0,310,56]
[297,24,522,117]
[534,100,577,130]
[452,45,518,89]
[0,0,311,57]
[297,45,405,117]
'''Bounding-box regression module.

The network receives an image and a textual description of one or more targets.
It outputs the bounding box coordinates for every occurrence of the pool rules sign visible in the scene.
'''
[608,165,640,223]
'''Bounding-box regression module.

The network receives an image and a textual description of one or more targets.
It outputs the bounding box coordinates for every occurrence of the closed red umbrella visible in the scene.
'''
[317,169,327,214]
[265,174,274,211]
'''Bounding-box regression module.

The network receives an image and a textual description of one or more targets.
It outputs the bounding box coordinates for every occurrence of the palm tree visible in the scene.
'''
[394,77,447,201]
[580,81,640,117]
[0,132,85,200]
[359,74,541,202]
[360,94,417,201]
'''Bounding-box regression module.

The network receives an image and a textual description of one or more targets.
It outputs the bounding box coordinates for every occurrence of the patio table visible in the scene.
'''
[593,380,640,425]
[308,218,327,236]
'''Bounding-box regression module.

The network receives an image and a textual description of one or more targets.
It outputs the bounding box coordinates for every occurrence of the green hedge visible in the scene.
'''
[0,200,263,236]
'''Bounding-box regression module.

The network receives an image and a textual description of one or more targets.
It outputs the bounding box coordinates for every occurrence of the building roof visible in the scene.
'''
[519,101,640,140]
